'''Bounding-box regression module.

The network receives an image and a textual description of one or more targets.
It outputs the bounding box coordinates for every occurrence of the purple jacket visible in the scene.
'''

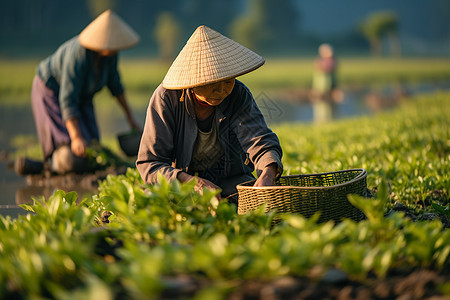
[136,80,283,195]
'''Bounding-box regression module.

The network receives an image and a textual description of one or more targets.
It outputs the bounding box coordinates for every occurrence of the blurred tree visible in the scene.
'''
[153,12,182,61]
[86,0,116,18]
[181,0,238,35]
[230,1,268,51]
[360,11,401,56]
[230,17,263,51]
[230,0,300,53]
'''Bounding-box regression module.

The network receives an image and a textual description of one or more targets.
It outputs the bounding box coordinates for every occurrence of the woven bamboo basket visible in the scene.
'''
[236,168,367,223]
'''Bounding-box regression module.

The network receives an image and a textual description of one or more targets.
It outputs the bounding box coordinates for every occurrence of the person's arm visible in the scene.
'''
[231,82,283,186]
[106,55,141,131]
[65,117,87,157]
[253,163,278,187]
[115,93,141,131]
[59,41,86,136]
[136,86,185,184]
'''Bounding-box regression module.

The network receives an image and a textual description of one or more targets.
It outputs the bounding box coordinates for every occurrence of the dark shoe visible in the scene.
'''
[14,157,44,176]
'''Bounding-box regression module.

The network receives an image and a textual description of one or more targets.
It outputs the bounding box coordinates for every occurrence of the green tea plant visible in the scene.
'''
[1,170,449,298]
[85,142,135,170]
[0,91,449,298]
[432,203,450,222]
[277,91,449,212]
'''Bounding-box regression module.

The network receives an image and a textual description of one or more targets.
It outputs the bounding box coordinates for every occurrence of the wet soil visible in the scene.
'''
[23,165,128,191]
[126,268,450,299]
[224,269,450,300]
[94,205,450,300]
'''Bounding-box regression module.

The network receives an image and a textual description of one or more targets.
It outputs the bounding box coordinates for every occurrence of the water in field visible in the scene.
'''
[1,82,449,217]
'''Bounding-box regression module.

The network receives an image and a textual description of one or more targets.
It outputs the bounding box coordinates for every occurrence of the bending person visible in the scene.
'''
[136,25,283,203]
[16,10,141,175]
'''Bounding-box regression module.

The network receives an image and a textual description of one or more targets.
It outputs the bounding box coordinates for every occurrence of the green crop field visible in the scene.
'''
[1,90,449,298]
[2,57,450,107]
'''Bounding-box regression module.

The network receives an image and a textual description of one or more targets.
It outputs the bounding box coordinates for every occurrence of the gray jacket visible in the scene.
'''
[136,80,283,195]
[37,36,123,122]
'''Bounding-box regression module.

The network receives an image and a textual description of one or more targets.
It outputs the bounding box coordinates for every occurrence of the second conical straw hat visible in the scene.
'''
[78,9,140,51]
[162,25,265,89]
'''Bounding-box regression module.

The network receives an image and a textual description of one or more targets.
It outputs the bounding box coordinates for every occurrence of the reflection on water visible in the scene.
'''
[256,89,374,125]
[1,82,449,217]
[15,185,55,205]
[15,185,94,206]
[0,160,96,218]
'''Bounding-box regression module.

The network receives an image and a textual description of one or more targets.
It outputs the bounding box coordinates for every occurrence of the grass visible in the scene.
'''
[1,57,450,107]
[275,91,449,212]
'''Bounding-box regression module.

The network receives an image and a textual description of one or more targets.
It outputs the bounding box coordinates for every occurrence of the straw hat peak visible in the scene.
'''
[78,9,139,51]
[193,25,221,40]
[162,25,265,89]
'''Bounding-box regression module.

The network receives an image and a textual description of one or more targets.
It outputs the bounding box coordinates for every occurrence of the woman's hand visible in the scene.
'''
[254,163,278,187]
[194,177,222,200]
[177,172,222,200]
[65,117,87,157]
[71,136,88,157]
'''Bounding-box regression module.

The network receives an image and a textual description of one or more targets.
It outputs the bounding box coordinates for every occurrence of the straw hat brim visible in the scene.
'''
[78,9,140,52]
[162,25,265,90]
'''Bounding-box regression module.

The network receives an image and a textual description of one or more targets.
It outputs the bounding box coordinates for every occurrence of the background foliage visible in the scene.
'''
[2,0,449,58]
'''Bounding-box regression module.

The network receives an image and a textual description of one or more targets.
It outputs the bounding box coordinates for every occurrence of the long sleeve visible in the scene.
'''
[106,54,124,97]
[58,48,86,121]
[231,82,283,176]
[136,85,182,184]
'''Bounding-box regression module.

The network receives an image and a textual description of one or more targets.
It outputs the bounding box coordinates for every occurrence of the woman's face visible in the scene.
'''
[319,45,333,58]
[98,49,118,57]
[193,78,235,106]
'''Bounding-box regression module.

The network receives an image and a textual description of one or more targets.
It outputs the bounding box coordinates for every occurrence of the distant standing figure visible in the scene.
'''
[15,10,141,176]
[311,44,343,123]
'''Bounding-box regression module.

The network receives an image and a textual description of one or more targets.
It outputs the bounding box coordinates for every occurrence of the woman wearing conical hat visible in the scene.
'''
[136,25,283,203]
[18,10,141,175]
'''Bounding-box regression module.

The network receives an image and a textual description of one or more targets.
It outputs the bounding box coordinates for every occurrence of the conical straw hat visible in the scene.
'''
[162,25,265,89]
[78,9,139,51]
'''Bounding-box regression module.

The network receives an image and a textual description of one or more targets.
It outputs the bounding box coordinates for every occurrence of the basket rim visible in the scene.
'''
[236,168,367,191]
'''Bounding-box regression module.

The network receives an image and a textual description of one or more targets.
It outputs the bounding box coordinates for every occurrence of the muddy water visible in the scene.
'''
[1,82,448,217]
[0,101,148,218]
